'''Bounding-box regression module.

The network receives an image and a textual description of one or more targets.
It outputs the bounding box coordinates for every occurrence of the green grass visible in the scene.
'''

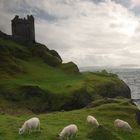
[0,58,84,96]
[0,38,139,139]
[0,38,131,112]
[0,56,131,112]
[0,99,139,140]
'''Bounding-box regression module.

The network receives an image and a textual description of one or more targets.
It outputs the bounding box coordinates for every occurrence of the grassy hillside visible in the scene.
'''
[0,98,139,140]
[0,38,131,113]
[0,33,139,139]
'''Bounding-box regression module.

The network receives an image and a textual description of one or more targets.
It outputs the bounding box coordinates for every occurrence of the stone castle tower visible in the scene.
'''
[11,15,35,42]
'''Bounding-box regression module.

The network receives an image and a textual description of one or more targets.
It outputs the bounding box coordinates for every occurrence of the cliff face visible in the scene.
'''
[0,33,131,113]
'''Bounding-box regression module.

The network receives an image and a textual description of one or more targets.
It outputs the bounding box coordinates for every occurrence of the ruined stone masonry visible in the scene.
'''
[11,15,35,42]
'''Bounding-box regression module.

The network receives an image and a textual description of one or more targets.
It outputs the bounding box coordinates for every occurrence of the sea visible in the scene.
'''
[80,67,140,109]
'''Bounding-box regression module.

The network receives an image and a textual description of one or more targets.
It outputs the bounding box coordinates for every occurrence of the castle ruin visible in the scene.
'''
[11,15,35,42]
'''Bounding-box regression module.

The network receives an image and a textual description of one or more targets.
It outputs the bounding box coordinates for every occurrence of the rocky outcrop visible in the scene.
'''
[0,31,11,40]
[60,62,80,74]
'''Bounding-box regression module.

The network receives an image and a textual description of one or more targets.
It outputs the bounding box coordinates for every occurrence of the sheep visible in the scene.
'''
[114,119,132,132]
[59,124,78,140]
[87,115,99,127]
[19,117,40,134]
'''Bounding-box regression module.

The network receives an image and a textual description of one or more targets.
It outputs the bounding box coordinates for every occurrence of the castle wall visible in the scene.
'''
[11,15,35,42]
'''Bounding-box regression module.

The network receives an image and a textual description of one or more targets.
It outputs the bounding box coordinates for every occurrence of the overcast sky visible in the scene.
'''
[1,0,140,67]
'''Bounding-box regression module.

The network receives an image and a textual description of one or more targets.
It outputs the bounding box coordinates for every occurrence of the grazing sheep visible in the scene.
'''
[19,117,40,134]
[114,119,132,132]
[87,115,99,127]
[59,124,78,140]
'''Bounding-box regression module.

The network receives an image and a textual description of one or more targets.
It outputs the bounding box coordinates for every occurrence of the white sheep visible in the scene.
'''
[59,124,78,140]
[87,115,99,127]
[19,117,40,134]
[114,119,132,132]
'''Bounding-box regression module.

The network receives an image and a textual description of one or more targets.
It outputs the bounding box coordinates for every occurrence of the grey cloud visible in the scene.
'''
[0,25,6,32]
[112,0,131,7]
[1,0,140,67]
[131,6,140,16]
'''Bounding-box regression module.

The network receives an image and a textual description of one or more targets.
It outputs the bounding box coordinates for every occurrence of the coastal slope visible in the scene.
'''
[0,36,131,113]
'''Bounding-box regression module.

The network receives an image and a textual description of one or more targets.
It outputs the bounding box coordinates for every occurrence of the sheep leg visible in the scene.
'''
[38,122,40,131]
[29,128,32,134]
[70,134,73,138]
[74,133,77,137]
